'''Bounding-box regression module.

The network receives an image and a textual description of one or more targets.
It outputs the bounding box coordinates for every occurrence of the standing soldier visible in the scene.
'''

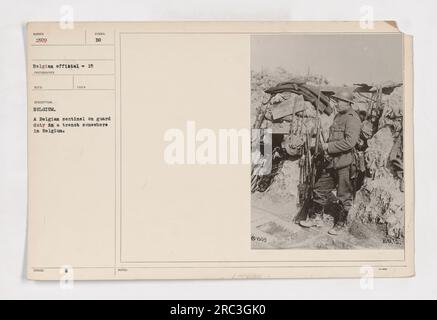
[299,89,362,235]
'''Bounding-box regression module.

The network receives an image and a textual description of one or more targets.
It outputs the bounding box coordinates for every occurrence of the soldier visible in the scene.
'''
[299,88,362,235]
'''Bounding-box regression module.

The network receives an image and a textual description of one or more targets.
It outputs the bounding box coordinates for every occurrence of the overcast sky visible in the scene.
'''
[251,34,403,85]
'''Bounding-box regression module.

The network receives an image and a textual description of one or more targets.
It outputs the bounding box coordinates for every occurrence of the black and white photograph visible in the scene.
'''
[251,34,405,249]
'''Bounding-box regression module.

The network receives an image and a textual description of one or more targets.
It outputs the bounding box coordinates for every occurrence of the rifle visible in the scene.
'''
[294,82,324,222]
[366,86,383,134]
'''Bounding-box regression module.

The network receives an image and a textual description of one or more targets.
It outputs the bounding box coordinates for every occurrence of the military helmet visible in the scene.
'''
[332,88,354,104]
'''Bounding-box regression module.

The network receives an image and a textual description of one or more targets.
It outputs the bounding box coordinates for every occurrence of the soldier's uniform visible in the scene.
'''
[313,107,362,223]
[299,88,362,234]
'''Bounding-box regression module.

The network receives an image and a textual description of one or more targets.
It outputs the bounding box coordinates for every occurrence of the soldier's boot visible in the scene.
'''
[299,204,324,228]
[328,221,347,235]
[328,208,348,236]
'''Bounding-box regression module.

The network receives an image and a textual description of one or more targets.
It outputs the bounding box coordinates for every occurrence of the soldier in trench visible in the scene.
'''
[299,89,362,235]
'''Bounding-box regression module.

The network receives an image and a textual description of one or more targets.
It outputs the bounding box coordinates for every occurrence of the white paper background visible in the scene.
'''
[0,0,436,299]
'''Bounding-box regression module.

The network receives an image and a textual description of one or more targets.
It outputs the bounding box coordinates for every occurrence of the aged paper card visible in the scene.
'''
[26,22,414,280]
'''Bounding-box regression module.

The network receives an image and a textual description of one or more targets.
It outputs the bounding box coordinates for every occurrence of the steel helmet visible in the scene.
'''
[332,88,354,104]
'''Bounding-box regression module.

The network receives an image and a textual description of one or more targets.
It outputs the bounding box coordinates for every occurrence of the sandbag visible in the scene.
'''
[270,94,305,120]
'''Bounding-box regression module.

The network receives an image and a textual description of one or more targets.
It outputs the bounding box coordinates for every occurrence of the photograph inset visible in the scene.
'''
[251,34,404,249]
